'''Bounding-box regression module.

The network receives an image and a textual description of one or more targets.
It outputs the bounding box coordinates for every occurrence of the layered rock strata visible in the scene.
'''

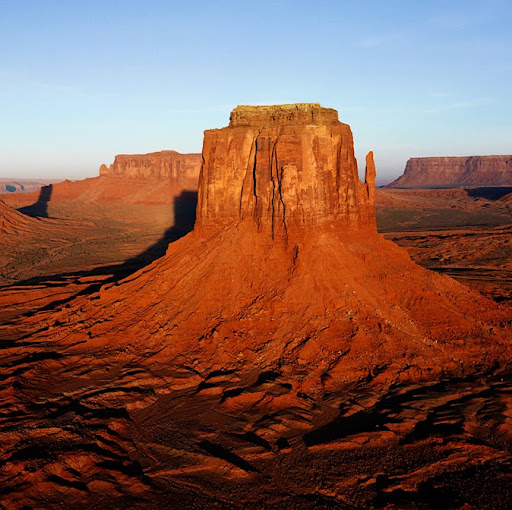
[197,104,375,235]
[390,155,512,187]
[4,150,201,211]
[99,150,201,184]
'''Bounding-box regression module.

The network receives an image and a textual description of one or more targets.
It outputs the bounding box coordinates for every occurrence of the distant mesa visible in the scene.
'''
[389,155,512,188]
[0,178,61,194]
[99,149,201,186]
[3,150,202,212]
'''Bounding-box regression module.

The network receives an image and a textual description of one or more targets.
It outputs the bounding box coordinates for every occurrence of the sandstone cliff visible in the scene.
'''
[99,150,201,186]
[4,150,202,211]
[197,103,375,235]
[389,155,512,187]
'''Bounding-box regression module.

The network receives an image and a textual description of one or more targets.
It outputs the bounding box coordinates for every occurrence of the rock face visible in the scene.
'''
[2,105,512,508]
[4,150,202,212]
[197,104,375,234]
[99,150,201,185]
[389,156,512,187]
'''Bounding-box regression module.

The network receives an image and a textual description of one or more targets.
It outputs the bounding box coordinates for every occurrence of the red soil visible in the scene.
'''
[377,187,512,304]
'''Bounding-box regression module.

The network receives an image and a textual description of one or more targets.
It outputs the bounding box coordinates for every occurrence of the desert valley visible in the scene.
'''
[0,103,511,509]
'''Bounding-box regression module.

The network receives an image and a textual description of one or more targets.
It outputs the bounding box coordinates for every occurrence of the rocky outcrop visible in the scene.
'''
[197,104,375,235]
[229,102,340,126]
[6,105,510,379]
[99,150,201,185]
[4,151,202,212]
[389,156,512,187]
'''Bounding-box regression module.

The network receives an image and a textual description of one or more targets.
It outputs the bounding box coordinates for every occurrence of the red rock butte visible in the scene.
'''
[197,103,376,235]
[389,155,512,188]
[99,149,201,184]
[12,103,510,379]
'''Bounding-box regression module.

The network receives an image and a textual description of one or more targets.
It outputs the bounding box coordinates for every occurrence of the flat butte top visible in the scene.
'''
[113,151,202,160]
[408,156,512,163]
[229,103,340,127]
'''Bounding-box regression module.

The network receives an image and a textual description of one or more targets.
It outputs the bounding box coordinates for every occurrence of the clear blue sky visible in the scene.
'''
[1,0,511,181]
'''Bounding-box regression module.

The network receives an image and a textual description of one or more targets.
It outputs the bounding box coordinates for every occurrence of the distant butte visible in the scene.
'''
[389,155,512,187]
[99,149,201,184]
[0,149,202,284]
[5,149,201,211]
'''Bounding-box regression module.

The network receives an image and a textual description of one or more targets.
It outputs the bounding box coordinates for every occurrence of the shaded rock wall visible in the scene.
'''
[390,156,512,188]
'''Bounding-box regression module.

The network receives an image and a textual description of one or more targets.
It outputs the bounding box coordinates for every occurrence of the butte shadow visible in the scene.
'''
[0,190,198,319]
[18,183,53,218]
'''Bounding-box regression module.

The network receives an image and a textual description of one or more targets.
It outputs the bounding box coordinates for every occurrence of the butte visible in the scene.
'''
[45,103,509,376]
[2,104,512,508]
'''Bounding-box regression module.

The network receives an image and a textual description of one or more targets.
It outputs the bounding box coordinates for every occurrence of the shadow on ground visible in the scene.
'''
[465,187,512,200]
[120,190,197,269]
[1,191,198,315]
[18,184,53,218]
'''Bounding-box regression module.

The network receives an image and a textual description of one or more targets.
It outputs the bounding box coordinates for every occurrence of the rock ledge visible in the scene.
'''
[229,103,339,127]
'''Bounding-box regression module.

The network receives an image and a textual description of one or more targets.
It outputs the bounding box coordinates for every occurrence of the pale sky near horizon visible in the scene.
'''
[1,0,511,181]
